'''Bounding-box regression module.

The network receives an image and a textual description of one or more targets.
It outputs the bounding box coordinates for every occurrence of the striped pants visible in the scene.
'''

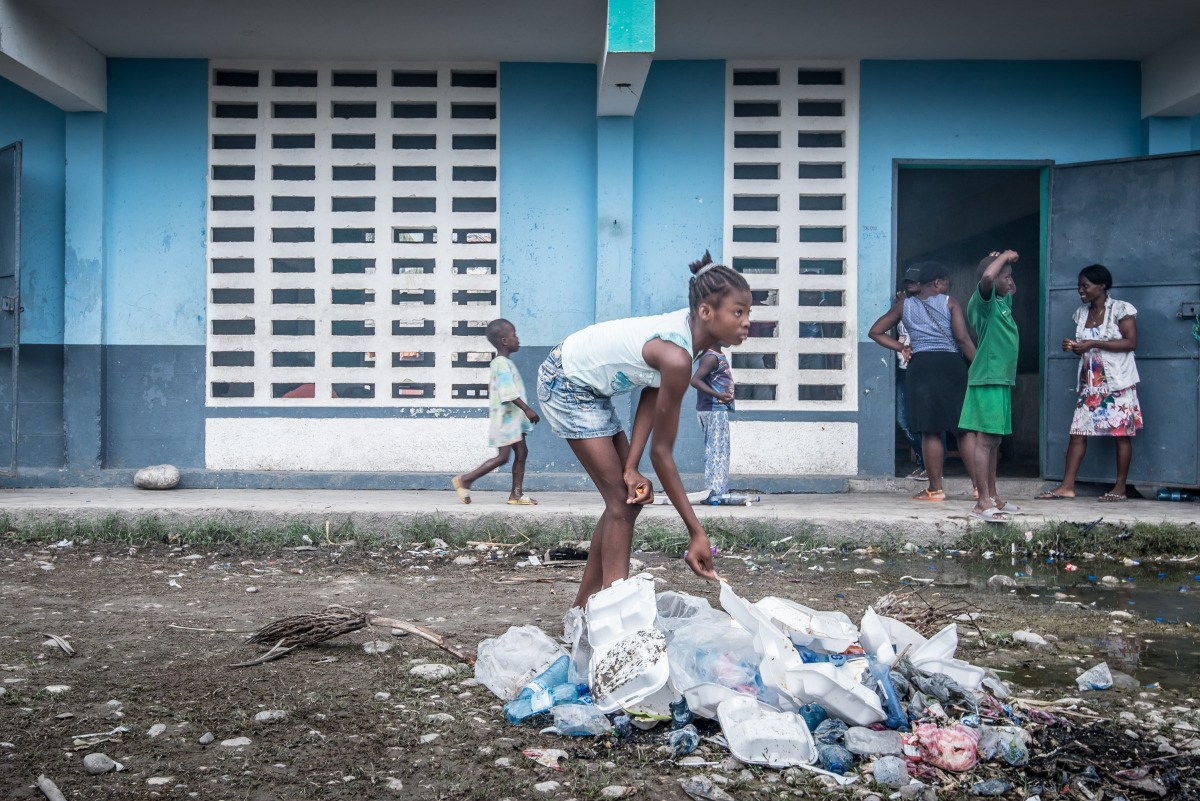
[697,409,730,497]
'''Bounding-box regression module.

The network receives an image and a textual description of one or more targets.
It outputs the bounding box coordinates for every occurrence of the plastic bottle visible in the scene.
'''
[612,715,633,738]
[503,656,588,723]
[669,698,694,730]
[871,755,909,789]
[549,703,612,736]
[1157,488,1197,502]
[710,493,761,506]
[667,724,700,756]
[845,726,904,756]
[813,718,848,745]
[816,742,854,774]
[798,703,828,732]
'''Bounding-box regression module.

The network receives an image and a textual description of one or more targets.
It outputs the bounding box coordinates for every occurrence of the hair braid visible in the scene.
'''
[688,251,749,312]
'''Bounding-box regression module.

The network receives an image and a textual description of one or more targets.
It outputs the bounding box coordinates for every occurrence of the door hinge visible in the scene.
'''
[1,296,15,312]
[1178,302,1200,319]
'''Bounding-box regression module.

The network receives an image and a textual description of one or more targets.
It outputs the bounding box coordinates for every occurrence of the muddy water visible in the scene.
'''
[847,550,1200,690]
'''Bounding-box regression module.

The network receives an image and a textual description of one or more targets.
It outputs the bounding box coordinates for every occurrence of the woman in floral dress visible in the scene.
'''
[1037,264,1141,502]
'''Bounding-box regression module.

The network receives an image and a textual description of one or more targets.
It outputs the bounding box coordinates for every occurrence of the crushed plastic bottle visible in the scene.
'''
[670,697,694,730]
[845,726,904,756]
[970,778,1013,796]
[612,714,633,738]
[813,718,848,744]
[502,656,589,723]
[1157,488,1197,502]
[549,703,612,736]
[816,742,854,774]
[798,703,828,732]
[871,755,909,789]
[710,493,761,506]
[667,724,700,756]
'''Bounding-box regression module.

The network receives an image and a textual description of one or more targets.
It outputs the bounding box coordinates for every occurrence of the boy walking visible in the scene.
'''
[960,250,1021,522]
[452,319,539,505]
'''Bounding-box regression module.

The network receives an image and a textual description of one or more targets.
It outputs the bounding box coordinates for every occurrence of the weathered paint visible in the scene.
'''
[607,0,655,53]
[499,62,598,346]
[596,116,634,321]
[856,60,1143,475]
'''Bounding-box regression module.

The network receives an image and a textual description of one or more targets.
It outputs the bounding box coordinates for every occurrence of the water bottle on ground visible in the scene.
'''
[668,724,700,756]
[710,493,761,506]
[1157,488,1196,502]
[670,697,694,730]
[798,703,828,732]
[817,742,854,774]
[549,703,612,736]
[503,656,586,723]
[845,726,904,756]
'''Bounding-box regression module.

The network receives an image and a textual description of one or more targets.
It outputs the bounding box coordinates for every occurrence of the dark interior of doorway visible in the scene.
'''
[896,166,1043,478]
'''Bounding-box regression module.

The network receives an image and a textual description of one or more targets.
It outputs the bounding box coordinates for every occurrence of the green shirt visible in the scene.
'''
[966,283,1018,386]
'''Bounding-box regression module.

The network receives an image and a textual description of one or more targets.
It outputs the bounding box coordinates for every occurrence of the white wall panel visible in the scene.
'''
[729,421,857,475]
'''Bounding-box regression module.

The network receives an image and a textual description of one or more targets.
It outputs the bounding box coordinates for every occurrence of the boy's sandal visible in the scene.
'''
[451,476,471,504]
[970,507,1010,524]
[993,500,1024,515]
[1035,491,1072,500]
[507,496,538,505]
[911,489,946,502]
[1099,493,1127,503]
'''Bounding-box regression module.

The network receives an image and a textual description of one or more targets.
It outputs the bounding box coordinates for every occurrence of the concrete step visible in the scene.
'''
[848,477,1049,498]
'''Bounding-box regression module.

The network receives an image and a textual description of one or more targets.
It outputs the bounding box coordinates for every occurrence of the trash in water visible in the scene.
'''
[1075,661,1114,691]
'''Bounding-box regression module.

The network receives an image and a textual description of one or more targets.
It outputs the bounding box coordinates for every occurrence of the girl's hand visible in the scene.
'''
[718,390,735,405]
[900,344,913,363]
[684,530,719,580]
[624,471,653,505]
[1062,338,1076,352]
[1069,340,1092,354]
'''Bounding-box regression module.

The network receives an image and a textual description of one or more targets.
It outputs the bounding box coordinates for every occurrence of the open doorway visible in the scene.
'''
[895,164,1045,478]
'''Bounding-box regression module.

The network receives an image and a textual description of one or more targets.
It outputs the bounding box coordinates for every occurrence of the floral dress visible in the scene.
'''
[1069,324,1143,437]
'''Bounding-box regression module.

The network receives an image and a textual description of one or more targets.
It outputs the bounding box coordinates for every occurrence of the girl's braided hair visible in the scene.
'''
[688,251,749,312]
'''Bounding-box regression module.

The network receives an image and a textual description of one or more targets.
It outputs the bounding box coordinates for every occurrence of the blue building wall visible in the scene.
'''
[856,60,1143,475]
[103,59,208,468]
[0,77,66,466]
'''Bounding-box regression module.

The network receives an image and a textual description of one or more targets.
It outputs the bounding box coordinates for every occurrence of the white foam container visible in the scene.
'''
[681,682,773,719]
[718,695,817,767]
[719,582,805,711]
[755,596,860,654]
[784,662,886,726]
[586,575,670,713]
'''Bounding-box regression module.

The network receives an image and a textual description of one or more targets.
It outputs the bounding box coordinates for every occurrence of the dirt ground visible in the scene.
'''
[2,539,1197,800]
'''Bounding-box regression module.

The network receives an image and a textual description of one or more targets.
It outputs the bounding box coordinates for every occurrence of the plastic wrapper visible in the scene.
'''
[476,625,568,701]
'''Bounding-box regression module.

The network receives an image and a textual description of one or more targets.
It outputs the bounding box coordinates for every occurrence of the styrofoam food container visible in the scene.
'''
[910,655,985,691]
[912,623,958,661]
[681,682,774,719]
[755,596,860,654]
[623,681,678,719]
[784,662,885,726]
[717,695,817,767]
[590,627,669,713]
[859,607,928,665]
[719,582,804,711]
[585,574,658,648]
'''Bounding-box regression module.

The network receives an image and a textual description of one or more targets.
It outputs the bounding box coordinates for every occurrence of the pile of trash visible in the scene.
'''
[475,574,1081,795]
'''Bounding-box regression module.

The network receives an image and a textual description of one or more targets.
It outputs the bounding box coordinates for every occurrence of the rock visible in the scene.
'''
[1109,610,1134,619]
[718,757,744,772]
[430,538,450,550]
[680,775,735,801]
[1125,729,1140,739]
[854,568,880,576]
[254,710,287,724]
[899,783,938,801]
[418,733,441,744]
[987,575,1018,589]
[453,556,478,566]
[1159,742,1180,755]
[628,558,646,573]
[534,780,561,793]
[410,663,455,681]
[1013,630,1050,648]
[1111,671,1140,689]
[83,753,122,774]
[135,464,180,490]
[494,757,513,767]
[44,685,70,694]
[390,628,410,637]
[220,737,252,747]
[146,776,174,786]
[601,787,635,798]
[199,732,214,745]
[385,777,404,792]
[245,586,259,594]
[363,640,392,655]
[1101,575,1120,585]
[147,723,167,738]
[374,692,392,702]
[426,712,455,724]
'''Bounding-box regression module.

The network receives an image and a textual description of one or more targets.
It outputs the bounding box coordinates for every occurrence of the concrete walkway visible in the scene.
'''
[2,481,1195,542]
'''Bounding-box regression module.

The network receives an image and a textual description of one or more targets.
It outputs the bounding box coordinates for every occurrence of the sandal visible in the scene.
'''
[451,476,471,504]
[1035,491,1073,500]
[911,488,946,502]
[507,496,538,505]
[970,507,1010,524]
[1099,493,1127,503]
[993,499,1024,515]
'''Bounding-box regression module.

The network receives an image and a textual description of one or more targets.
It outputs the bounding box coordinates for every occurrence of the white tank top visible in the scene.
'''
[561,308,694,397]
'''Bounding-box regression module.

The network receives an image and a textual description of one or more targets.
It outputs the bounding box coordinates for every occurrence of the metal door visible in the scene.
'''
[1045,152,1200,487]
[0,141,20,477]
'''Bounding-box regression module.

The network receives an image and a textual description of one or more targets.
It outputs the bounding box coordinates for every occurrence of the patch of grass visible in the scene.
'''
[956,519,1200,558]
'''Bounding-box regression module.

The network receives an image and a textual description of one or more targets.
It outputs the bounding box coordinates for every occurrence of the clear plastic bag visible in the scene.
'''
[666,623,769,702]
[475,625,567,701]
[655,591,729,638]
[548,703,612,736]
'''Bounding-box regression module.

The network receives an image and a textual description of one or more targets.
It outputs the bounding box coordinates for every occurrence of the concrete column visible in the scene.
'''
[63,112,105,470]
[595,116,634,322]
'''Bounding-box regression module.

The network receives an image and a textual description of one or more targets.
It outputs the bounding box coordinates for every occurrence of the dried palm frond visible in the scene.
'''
[230,606,474,669]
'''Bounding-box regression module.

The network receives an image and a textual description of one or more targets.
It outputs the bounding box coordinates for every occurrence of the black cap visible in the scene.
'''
[901,266,923,285]
[915,261,949,283]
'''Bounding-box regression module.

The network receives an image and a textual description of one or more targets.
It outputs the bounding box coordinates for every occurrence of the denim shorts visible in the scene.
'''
[536,345,624,440]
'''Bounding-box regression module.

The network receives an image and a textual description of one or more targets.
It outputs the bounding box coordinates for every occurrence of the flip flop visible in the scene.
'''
[1099,493,1127,503]
[507,496,538,505]
[1035,491,1072,500]
[970,507,1009,524]
[451,476,471,504]
[911,489,946,502]
[993,500,1024,515]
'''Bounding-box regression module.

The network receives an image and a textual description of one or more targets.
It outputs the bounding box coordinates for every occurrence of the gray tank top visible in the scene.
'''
[902,295,957,354]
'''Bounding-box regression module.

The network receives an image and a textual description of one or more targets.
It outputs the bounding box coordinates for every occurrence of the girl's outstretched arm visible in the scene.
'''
[638,339,718,580]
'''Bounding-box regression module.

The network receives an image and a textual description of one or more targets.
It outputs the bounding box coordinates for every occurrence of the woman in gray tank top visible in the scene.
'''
[869,261,977,501]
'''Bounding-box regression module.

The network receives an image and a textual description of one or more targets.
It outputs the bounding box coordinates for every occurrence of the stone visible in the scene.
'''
[220,737,252,747]
[135,464,180,490]
[385,777,404,792]
[419,733,441,744]
[718,756,745,772]
[363,640,392,655]
[853,568,879,576]
[899,784,938,801]
[987,575,1018,589]
[534,781,561,794]
[1101,575,1120,585]
[430,538,450,550]
[44,685,70,694]
[390,628,410,637]
[494,757,513,767]
[83,753,122,774]
[1125,729,1140,739]
[147,723,167,738]
[410,663,455,681]
[453,556,478,566]
[254,710,287,724]
[198,732,214,745]
[426,713,455,724]
[146,776,174,786]
[681,776,735,801]
[245,586,259,594]
[1013,630,1050,648]
[374,692,392,702]
[600,787,634,799]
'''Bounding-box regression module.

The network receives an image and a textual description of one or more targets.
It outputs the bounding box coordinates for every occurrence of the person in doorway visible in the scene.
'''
[893,267,930,481]
[960,250,1021,522]
[538,252,747,611]
[869,261,976,501]
[691,343,735,501]
[1037,264,1141,502]
[452,319,540,505]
